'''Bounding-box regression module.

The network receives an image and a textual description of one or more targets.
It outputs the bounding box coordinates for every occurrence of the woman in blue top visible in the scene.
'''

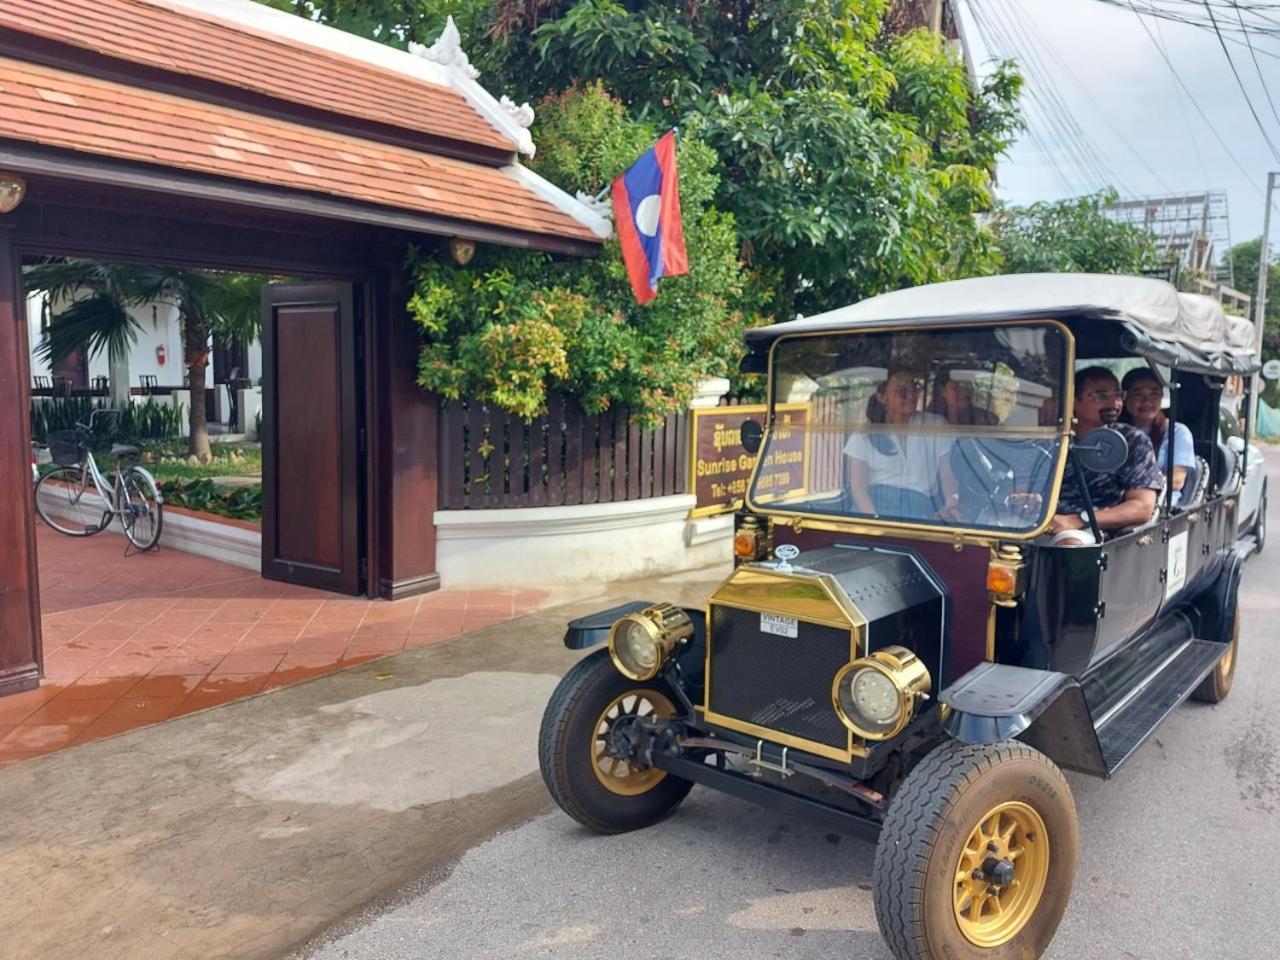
[1121,368,1195,505]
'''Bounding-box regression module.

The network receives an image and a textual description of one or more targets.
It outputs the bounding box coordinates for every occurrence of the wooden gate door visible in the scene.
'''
[261,283,363,594]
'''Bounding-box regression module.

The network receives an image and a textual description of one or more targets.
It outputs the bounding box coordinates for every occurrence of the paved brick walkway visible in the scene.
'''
[0,525,546,767]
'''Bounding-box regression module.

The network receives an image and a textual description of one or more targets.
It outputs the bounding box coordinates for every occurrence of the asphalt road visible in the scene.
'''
[300,467,1280,960]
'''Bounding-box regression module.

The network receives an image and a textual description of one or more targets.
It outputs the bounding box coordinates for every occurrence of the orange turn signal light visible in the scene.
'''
[734,530,760,558]
[986,561,1022,598]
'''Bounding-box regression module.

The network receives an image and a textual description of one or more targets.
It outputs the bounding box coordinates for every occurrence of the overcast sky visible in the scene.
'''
[957,0,1280,259]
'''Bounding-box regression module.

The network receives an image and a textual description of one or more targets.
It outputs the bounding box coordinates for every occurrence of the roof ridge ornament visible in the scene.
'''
[499,95,535,129]
[409,16,479,80]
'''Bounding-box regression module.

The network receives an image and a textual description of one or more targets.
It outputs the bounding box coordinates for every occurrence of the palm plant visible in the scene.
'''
[24,259,265,461]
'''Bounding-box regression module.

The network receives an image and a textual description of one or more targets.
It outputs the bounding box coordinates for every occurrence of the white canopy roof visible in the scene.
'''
[746,274,1258,373]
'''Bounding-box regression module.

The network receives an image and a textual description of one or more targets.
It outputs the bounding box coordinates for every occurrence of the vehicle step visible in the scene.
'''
[1095,638,1226,774]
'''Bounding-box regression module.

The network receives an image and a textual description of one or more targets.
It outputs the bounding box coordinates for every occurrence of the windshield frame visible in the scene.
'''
[743,318,1077,544]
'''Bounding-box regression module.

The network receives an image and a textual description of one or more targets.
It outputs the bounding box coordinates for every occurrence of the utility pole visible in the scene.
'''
[1256,172,1276,354]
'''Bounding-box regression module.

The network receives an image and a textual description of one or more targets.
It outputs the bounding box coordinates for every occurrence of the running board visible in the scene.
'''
[1094,639,1225,775]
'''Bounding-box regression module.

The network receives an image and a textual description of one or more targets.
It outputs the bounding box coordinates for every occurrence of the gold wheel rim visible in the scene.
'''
[1219,618,1239,679]
[591,689,676,797]
[953,801,1051,948]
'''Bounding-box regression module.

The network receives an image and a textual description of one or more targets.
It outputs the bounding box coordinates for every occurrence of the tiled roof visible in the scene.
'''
[0,56,599,244]
[0,0,516,153]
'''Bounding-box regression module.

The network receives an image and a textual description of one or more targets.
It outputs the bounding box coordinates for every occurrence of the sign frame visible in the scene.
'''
[688,402,811,518]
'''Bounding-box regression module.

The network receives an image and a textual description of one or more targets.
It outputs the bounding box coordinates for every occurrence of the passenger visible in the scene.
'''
[929,365,999,426]
[846,369,961,520]
[1049,366,1163,542]
[1120,368,1195,506]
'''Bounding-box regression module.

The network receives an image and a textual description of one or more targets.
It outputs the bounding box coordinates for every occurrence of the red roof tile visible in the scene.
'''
[0,0,515,153]
[0,56,598,243]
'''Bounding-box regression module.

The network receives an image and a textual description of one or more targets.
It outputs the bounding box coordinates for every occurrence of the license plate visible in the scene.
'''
[760,613,798,638]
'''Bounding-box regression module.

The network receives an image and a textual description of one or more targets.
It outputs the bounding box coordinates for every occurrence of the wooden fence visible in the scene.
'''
[438,397,688,509]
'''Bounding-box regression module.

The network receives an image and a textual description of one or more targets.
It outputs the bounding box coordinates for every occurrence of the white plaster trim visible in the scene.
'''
[36,483,261,571]
[153,0,453,86]
[153,3,539,156]
[435,494,696,539]
[504,163,613,240]
[685,512,734,547]
[690,377,732,409]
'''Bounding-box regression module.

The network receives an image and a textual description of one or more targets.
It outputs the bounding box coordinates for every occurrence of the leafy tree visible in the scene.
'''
[409,84,752,422]
[992,192,1159,276]
[24,261,264,460]
[258,0,1025,410]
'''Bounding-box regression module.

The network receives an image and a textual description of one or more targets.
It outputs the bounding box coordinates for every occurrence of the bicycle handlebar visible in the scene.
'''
[76,409,121,432]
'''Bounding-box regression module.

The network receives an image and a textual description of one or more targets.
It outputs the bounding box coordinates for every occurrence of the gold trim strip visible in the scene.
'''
[701,709,869,762]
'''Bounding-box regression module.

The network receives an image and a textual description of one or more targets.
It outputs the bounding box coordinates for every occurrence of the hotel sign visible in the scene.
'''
[689,403,809,517]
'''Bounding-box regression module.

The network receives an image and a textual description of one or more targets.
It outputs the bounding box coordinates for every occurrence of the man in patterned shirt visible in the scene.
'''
[1048,366,1163,539]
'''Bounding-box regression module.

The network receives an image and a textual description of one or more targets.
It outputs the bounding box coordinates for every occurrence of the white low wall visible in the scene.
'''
[36,484,260,571]
[435,494,732,587]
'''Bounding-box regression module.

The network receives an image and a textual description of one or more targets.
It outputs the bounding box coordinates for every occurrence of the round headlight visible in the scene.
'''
[613,618,661,679]
[607,604,694,681]
[832,646,931,740]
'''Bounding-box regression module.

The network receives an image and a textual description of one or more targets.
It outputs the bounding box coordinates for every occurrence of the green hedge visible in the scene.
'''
[30,397,184,444]
[159,478,262,522]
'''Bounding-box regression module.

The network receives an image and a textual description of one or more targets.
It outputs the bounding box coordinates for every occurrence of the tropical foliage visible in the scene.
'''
[30,397,185,445]
[24,260,266,460]
[991,192,1159,276]
[260,1,1025,418]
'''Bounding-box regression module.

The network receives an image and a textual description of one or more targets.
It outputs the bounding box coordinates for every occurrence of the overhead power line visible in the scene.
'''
[1198,0,1280,164]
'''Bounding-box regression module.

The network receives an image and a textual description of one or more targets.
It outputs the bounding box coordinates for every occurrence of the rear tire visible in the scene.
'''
[120,467,164,552]
[1192,612,1238,704]
[34,466,110,537]
[874,741,1078,960]
[1253,481,1266,554]
[538,649,693,834]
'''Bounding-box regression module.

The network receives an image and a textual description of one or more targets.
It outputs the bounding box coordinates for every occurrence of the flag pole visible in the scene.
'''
[591,128,680,204]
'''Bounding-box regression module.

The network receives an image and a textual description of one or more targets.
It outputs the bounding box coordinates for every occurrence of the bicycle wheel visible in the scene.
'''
[34,466,111,537]
[119,467,164,552]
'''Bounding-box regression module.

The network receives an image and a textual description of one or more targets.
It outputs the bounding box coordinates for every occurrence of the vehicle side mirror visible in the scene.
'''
[1075,427,1128,473]
[740,419,764,455]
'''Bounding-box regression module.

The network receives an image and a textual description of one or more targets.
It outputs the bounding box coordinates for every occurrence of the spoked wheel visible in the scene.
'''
[874,741,1078,960]
[1193,612,1239,704]
[34,466,110,537]
[539,649,693,834]
[119,467,164,552]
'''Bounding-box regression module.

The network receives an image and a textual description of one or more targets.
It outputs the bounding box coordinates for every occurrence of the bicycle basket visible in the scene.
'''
[46,429,87,467]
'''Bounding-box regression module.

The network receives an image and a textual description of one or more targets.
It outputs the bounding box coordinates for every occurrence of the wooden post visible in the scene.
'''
[0,221,43,696]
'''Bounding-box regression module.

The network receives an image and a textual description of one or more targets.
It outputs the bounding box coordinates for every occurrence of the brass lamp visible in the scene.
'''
[0,173,26,213]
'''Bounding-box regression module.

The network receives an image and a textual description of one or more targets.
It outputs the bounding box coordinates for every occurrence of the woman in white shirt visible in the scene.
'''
[1120,368,1195,506]
[845,369,960,521]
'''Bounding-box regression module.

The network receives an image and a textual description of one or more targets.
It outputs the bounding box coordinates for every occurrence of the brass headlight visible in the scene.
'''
[832,645,931,740]
[607,602,694,681]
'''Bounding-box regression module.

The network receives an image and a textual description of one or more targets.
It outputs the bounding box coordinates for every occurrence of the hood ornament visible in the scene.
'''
[774,543,799,572]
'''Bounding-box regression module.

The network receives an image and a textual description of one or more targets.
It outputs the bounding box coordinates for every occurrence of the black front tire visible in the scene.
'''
[1253,480,1267,554]
[874,741,1078,960]
[538,649,693,834]
[1192,612,1239,704]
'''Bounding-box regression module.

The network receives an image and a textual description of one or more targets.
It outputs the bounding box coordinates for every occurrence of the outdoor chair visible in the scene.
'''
[52,377,73,397]
[32,375,51,391]
[139,374,158,395]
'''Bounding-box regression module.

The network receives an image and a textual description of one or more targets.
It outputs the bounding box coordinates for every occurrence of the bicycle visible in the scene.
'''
[34,409,164,552]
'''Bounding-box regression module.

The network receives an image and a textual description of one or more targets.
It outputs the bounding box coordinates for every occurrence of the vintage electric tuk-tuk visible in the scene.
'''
[537,274,1263,960]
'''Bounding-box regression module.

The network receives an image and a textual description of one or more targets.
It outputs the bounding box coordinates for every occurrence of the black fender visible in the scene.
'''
[562,601,708,660]
[940,662,1107,778]
[562,601,654,649]
[1188,541,1249,646]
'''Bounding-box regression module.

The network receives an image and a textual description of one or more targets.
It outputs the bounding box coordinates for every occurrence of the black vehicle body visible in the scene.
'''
[542,274,1261,959]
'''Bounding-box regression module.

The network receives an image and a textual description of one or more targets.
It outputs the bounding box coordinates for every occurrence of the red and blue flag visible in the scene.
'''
[611,130,688,304]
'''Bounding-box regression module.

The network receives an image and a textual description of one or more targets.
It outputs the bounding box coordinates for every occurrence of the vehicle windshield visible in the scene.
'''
[748,324,1070,533]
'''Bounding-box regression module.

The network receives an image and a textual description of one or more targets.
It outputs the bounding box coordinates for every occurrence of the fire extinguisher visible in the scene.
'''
[155,344,167,366]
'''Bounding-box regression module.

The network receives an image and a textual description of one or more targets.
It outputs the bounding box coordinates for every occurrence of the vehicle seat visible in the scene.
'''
[1178,455,1210,510]
[111,443,139,458]
[1195,440,1240,496]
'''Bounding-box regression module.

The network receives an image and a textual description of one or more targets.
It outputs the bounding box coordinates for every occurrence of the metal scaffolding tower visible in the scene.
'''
[1104,192,1236,286]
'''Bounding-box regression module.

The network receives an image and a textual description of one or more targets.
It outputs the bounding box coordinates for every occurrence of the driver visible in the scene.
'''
[1049,366,1162,541]
[845,369,960,521]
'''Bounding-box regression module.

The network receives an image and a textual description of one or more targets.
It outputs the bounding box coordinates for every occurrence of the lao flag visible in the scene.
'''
[611,130,689,304]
